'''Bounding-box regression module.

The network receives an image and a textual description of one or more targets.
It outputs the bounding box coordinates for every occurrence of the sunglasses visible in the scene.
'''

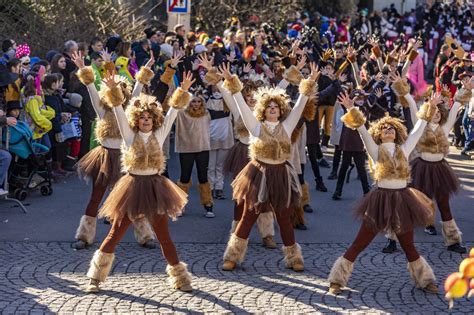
[22,62,30,66]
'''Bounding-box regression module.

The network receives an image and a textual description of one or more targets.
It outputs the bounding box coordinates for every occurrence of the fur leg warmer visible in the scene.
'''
[132,217,156,245]
[166,262,192,289]
[75,215,97,245]
[256,211,275,238]
[223,234,248,264]
[408,256,436,289]
[230,220,239,234]
[441,219,463,246]
[282,243,304,268]
[86,250,115,282]
[198,182,213,206]
[292,206,305,226]
[328,256,354,287]
[302,182,310,206]
[177,181,192,194]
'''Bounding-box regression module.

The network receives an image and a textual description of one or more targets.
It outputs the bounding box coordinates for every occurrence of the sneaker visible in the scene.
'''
[332,191,341,200]
[328,172,338,180]
[382,239,397,253]
[424,225,437,235]
[204,205,215,218]
[303,204,313,213]
[214,189,226,200]
[294,223,307,230]
[447,243,467,254]
[315,178,328,192]
[318,158,331,168]
[321,146,328,153]
[142,240,158,249]
[0,188,8,196]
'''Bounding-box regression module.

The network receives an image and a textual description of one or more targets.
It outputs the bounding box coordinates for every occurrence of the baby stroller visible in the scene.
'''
[1,121,53,201]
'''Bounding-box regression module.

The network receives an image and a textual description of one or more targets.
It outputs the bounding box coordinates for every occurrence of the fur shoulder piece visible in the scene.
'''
[160,66,176,85]
[103,61,116,75]
[204,68,222,85]
[223,75,243,95]
[299,78,317,97]
[136,67,154,86]
[408,49,419,62]
[417,102,436,122]
[169,87,191,109]
[102,85,124,108]
[302,96,317,121]
[77,67,95,85]
[454,88,472,105]
[392,79,410,96]
[284,65,303,85]
[341,107,366,130]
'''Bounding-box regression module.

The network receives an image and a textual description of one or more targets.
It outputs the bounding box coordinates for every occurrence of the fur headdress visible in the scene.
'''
[126,94,164,131]
[368,114,408,145]
[253,86,291,122]
[242,71,268,94]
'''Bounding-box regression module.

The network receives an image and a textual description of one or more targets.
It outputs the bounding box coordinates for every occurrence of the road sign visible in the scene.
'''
[167,0,190,14]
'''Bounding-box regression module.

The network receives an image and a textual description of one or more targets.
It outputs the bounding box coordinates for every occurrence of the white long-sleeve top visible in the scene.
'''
[112,105,178,175]
[84,79,143,149]
[408,95,462,162]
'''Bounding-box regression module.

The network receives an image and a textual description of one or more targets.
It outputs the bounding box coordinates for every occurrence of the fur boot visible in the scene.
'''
[198,182,213,206]
[166,262,193,292]
[441,219,463,246]
[176,181,192,194]
[132,217,156,245]
[86,250,115,282]
[407,256,437,289]
[256,211,275,238]
[223,234,248,264]
[282,243,304,271]
[302,182,310,206]
[230,220,239,234]
[75,215,97,245]
[328,256,354,287]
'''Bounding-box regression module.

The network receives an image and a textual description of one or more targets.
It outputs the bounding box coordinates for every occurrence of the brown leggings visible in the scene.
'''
[235,205,295,246]
[344,223,420,263]
[426,191,453,226]
[99,214,179,265]
[233,202,244,221]
[84,181,109,217]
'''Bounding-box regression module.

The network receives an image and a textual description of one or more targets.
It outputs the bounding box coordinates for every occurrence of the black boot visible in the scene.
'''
[328,171,338,180]
[332,191,341,200]
[447,243,467,254]
[214,189,226,200]
[294,223,307,230]
[62,155,77,172]
[424,225,437,235]
[318,158,331,168]
[315,177,328,192]
[382,239,397,253]
[303,204,313,213]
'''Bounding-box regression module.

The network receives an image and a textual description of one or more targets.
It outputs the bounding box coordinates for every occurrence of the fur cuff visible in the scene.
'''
[398,95,409,108]
[441,219,463,246]
[408,49,419,62]
[86,250,115,282]
[299,78,317,97]
[75,215,96,245]
[230,220,239,234]
[103,61,116,75]
[223,234,248,263]
[328,256,354,287]
[135,67,154,86]
[392,79,410,97]
[77,67,95,86]
[176,180,192,194]
[132,217,156,245]
[103,85,124,108]
[166,262,192,289]
[416,102,436,122]
[284,65,304,85]
[223,75,243,95]
[198,182,213,205]
[341,107,366,129]
[282,243,304,268]
[385,55,397,65]
[204,68,223,85]
[454,88,472,105]
[160,66,176,85]
[335,61,349,77]
[408,256,436,289]
[347,55,357,63]
[169,87,191,110]
[256,211,275,238]
[302,96,317,121]
[301,182,310,205]
[371,46,382,58]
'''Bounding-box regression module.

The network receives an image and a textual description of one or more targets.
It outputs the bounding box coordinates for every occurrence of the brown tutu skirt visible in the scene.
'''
[77,146,122,187]
[410,157,460,199]
[224,141,250,179]
[355,187,434,234]
[98,174,188,222]
[232,159,301,214]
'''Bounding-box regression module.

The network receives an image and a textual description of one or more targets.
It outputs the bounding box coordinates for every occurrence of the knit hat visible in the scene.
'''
[6,100,22,111]
[194,44,208,54]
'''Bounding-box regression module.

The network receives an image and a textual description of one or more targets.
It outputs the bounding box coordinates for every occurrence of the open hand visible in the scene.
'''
[217,63,233,81]
[180,71,195,91]
[71,51,85,69]
[337,91,354,110]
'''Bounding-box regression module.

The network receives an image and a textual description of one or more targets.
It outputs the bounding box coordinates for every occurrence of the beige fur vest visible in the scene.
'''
[416,126,449,156]
[121,133,165,173]
[234,116,249,139]
[372,145,410,182]
[249,123,291,161]
[95,108,122,142]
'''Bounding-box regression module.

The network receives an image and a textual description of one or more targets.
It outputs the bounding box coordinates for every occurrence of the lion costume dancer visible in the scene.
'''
[327,89,441,295]
[84,71,194,293]
[219,63,319,272]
